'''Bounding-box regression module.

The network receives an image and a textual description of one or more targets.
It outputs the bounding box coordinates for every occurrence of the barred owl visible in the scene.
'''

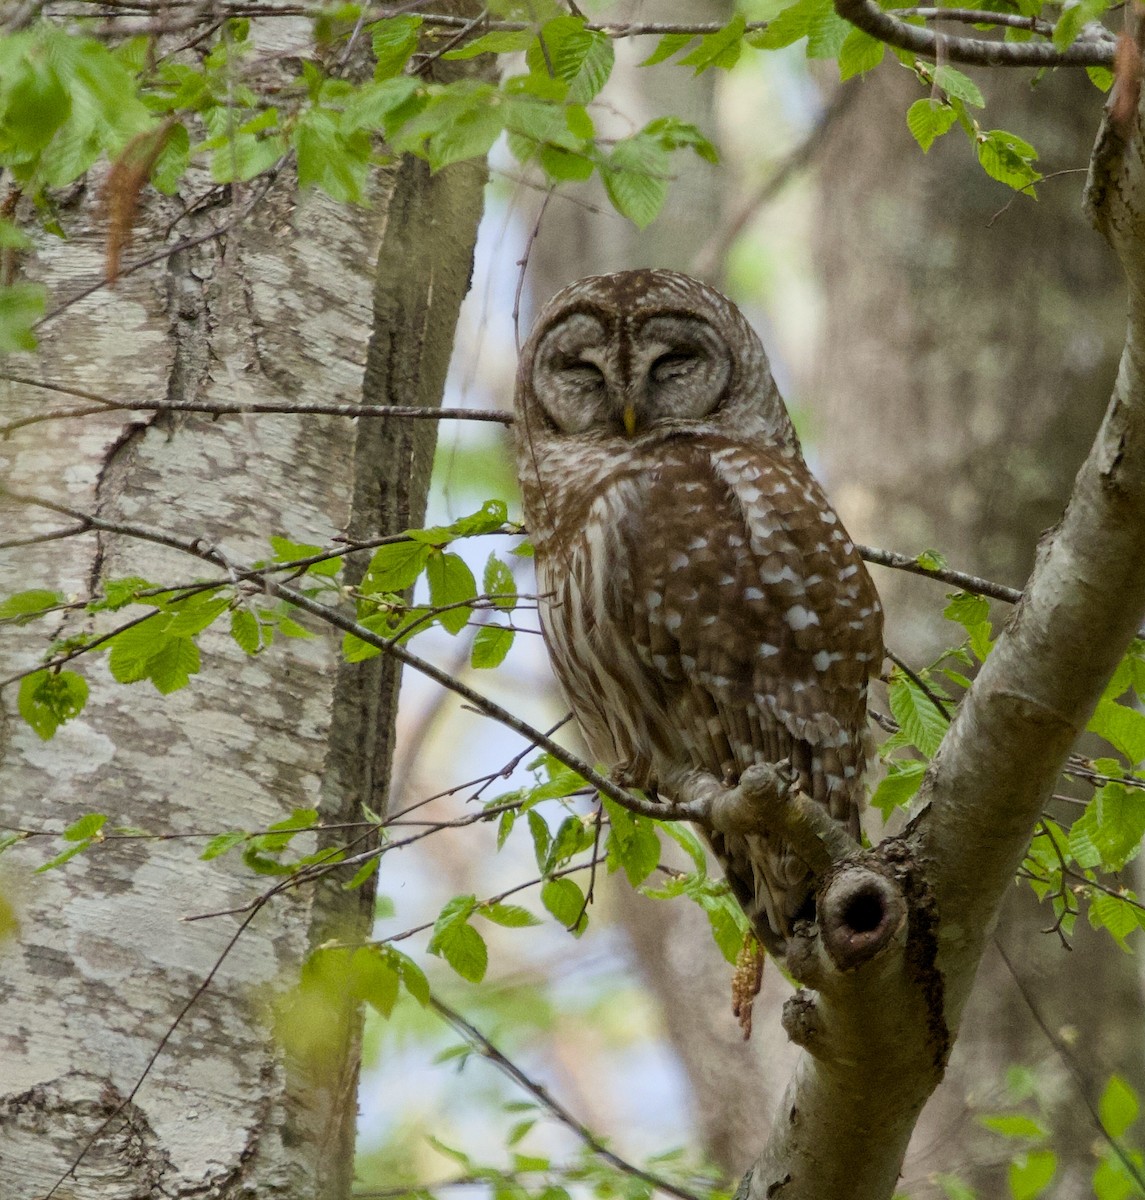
[514,268,884,958]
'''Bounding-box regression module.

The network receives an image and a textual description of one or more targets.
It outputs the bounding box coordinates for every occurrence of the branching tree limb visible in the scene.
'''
[742,58,1145,1199]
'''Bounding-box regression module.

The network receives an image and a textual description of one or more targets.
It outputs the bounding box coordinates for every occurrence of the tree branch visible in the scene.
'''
[744,72,1145,1199]
[835,0,1115,67]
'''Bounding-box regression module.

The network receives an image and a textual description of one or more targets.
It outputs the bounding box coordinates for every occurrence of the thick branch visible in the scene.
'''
[746,80,1145,1200]
[836,0,1114,67]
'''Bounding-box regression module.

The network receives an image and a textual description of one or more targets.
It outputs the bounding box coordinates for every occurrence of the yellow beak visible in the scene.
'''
[622,404,638,437]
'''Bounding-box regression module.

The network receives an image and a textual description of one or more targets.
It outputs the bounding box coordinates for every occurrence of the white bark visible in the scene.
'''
[0,136,486,1200]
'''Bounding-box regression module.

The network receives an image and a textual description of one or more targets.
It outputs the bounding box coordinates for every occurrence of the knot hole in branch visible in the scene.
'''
[819,862,906,972]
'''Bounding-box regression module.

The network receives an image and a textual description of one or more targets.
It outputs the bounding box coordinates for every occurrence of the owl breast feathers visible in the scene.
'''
[514,268,884,957]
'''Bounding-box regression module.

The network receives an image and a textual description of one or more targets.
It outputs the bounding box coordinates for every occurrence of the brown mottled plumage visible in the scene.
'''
[514,269,883,957]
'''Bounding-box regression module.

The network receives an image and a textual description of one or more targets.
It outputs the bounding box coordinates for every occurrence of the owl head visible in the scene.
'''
[514,268,799,454]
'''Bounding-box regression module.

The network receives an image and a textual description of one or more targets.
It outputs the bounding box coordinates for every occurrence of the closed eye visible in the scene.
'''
[559,359,606,390]
[650,351,702,383]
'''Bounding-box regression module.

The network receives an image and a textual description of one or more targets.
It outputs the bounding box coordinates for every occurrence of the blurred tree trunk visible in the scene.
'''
[0,40,487,1200]
[810,64,1143,1195]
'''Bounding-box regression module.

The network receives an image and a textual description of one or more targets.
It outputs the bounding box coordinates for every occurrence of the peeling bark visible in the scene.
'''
[0,46,488,1200]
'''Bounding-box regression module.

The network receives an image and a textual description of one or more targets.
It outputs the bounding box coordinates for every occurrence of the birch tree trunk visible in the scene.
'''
[0,82,486,1200]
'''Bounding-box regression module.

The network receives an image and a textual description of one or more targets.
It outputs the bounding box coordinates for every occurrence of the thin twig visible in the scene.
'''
[428,995,708,1200]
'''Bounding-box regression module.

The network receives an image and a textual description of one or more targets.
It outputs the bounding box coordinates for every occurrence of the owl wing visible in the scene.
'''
[619,436,884,943]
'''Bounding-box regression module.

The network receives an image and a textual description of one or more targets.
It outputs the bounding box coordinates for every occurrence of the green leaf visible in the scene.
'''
[871,759,927,817]
[0,218,32,251]
[393,947,430,1005]
[201,830,247,860]
[980,1114,1049,1140]
[1089,891,1140,946]
[18,669,89,739]
[351,946,401,1017]
[805,0,852,59]
[933,65,985,108]
[639,32,697,67]
[1053,0,1107,50]
[601,133,670,228]
[750,0,816,50]
[838,27,885,80]
[0,589,64,621]
[915,548,948,571]
[907,99,957,153]
[1008,1149,1055,1200]
[230,608,262,655]
[1100,1076,1140,1139]
[527,810,552,869]
[677,13,746,73]
[144,635,200,694]
[472,624,514,668]
[658,821,709,873]
[363,540,432,593]
[528,17,614,103]
[371,15,422,78]
[163,593,228,637]
[977,129,1041,195]
[483,553,517,609]
[1088,698,1145,765]
[429,918,488,983]
[294,107,369,203]
[480,902,541,928]
[1088,65,1114,92]
[444,29,533,59]
[937,1174,977,1200]
[541,877,587,934]
[426,550,477,634]
[1069,783,1145,871]
[450,499,509,536]
[0,281,47,354]
[643,116,719,163]
[888,671,949,758]
[64,813,107,841]
[603,798,661,886]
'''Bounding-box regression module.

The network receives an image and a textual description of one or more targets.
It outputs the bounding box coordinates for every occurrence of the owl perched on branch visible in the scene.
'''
[514,269,884,958]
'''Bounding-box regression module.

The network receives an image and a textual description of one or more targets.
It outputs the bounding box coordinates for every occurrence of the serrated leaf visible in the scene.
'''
[907,98,957,152]
[541,877,587,933]
[363,541,431,593]
[480,902,541,928]
[0,589,64,621]
[933,65,984,107]
[483,554,517,609]
[527,810,552,869]
[1099,1075,1140,1138]
[426,550,477,634]
[36,841,92,872]
[751,0,816,50]
[602,797,660,886]
[888,672,949,758]
[163,594,228,637]
[601,133,670,228]
[643,116,719,163]
[977,129,1041,195]
[871,759,928,817]
[530,17,614,103]
[640,32,697,66]
[146,636,200,694]
[806,0,852,59]
[344,856,380,890]
[472,624,514,669]
[1088,698,1145,765]
[429,919,488,982]
[230,608,262,654]
[1089,891,1139,947]
[678,13,745,72]
[838,27,885,80]
[394,948,430,1005]
[658,821,709,873]
[371,14,422,78]
[18,669,89,739]
[1070,783,1145,871]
